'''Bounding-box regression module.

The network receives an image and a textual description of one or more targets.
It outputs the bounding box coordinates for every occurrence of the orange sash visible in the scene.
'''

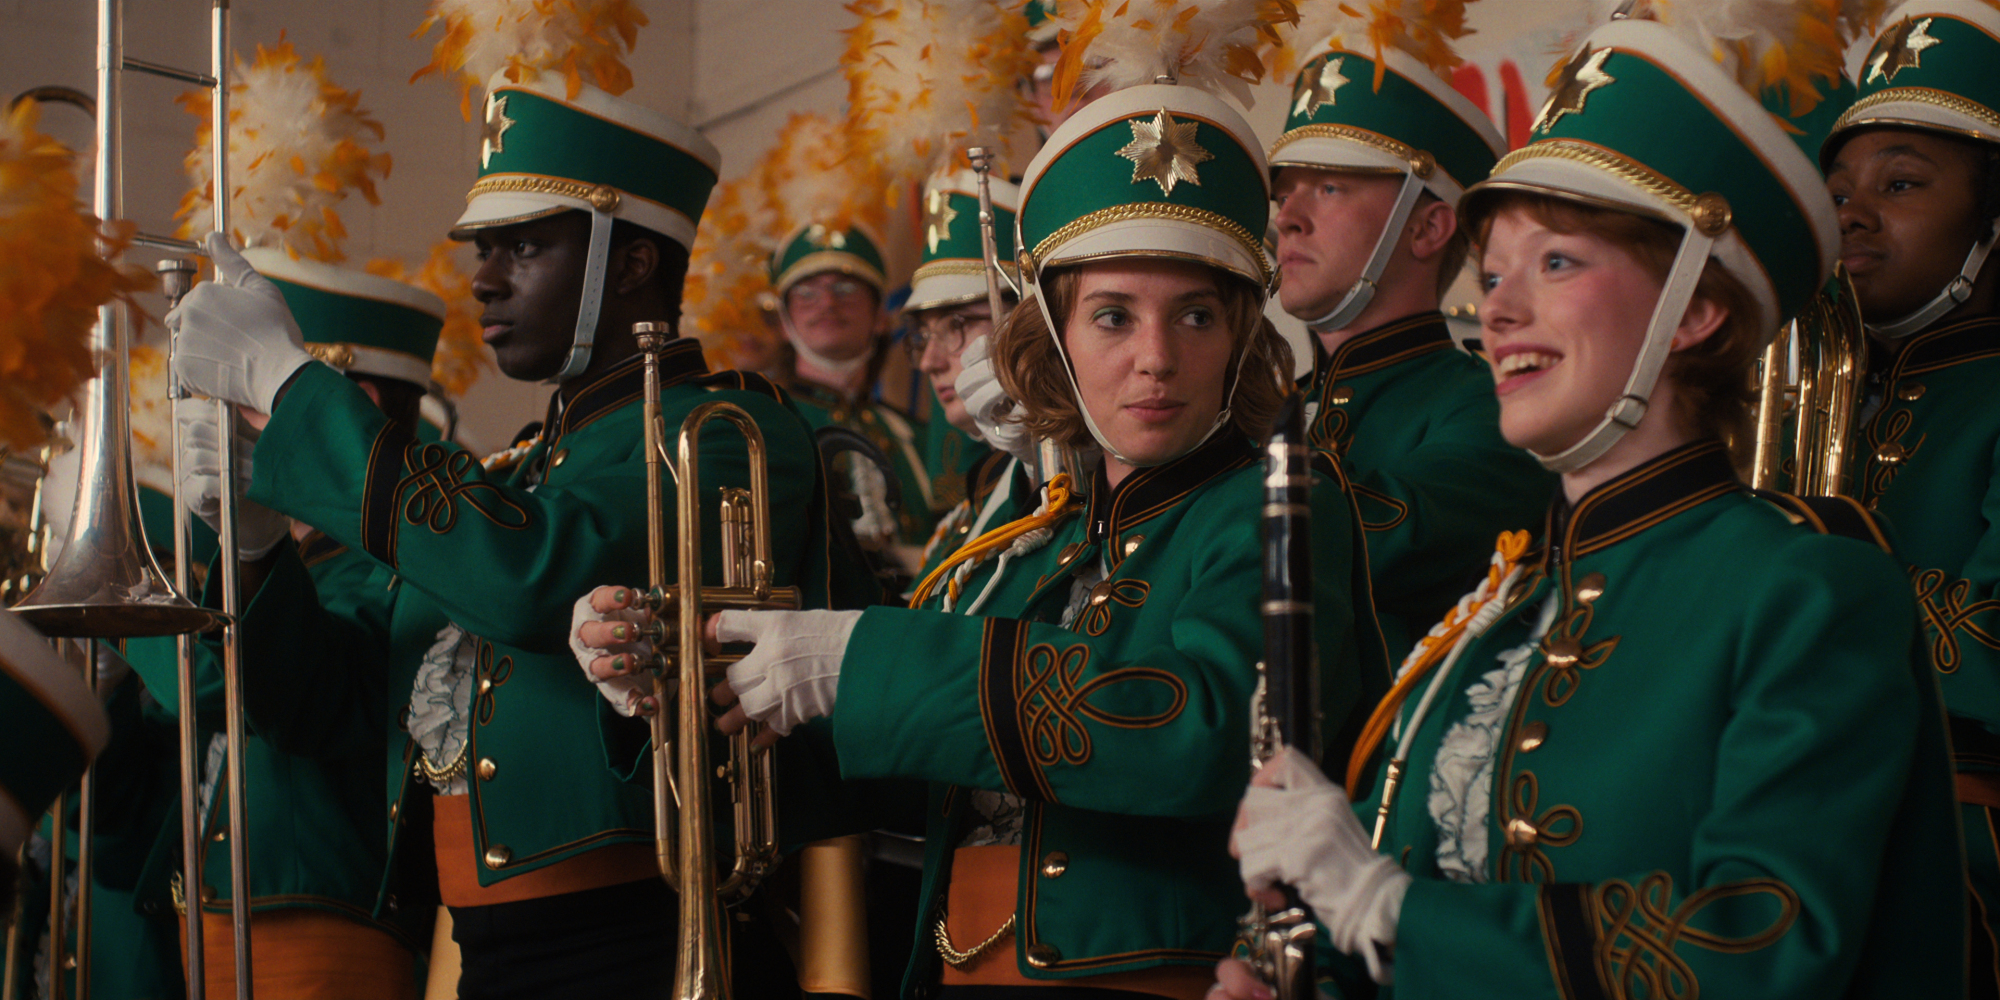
[431,793,656,907]
[181,908,417,1000]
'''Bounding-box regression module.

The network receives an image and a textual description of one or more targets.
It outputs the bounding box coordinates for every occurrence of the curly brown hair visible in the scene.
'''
[1471,191,1764,457]
[990,263,1295,451]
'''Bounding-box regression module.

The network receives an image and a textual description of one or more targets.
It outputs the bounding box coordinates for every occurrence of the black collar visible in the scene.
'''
[1882,315,2000,379]
[1311,311,1454,388]
[543,340,705,448]
[1084,431,1257,557]
[1543,439,1738,565]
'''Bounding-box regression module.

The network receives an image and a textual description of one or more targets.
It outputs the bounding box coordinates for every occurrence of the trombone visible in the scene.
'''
[633,322,798,999]
[9,1,254,997]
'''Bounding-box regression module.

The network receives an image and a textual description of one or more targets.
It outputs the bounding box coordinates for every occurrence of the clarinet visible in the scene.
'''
[1240,392,1319,999]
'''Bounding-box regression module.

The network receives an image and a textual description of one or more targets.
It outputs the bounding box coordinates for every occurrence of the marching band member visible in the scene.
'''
[1818,3,2000,991]
[151,254,446,999]
[164,66,860,996]
[1266,1,1554,660]
[576,13,1393,996]
[1220,9,1964,998]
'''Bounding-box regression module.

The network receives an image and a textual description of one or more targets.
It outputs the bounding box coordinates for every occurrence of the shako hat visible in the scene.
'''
[1268,1,1504,330]
[450,72,721,381]
[906,169,1019,313]
[768,222,889,297]
[1461,15,1842,474]
[0,610,109,859]
[244,248,446,389]
[1824,0,2000,337]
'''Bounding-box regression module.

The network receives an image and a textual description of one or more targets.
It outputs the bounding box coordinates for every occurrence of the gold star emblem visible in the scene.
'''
[1867,16,1940,84]
[481,94,515,169]
[1291,55,1350,119]
[1533,47,1615,135]
[806,223,848,250]
[924,188,959,253]
[1115,109,1213,197]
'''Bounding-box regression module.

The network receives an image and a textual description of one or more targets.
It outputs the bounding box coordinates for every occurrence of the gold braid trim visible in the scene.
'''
[1270,123,1442,183]
[1033,202,1272,284]
[935,912,1016,967]
[911,260,992,280]
[1492,140,1699,216]
[467,175,621,212]
[1833,86,2000,135]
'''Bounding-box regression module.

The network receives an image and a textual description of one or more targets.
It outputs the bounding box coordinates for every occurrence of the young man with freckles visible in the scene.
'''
[1267,25,1553,661]
[1818,4,2000,995]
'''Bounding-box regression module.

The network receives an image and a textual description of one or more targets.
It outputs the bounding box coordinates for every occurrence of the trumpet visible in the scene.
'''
[1750,266,1865,495]
[633,322,797,999]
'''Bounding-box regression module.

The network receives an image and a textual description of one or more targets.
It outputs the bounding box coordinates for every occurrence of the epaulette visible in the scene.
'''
[1751,490,1895,555]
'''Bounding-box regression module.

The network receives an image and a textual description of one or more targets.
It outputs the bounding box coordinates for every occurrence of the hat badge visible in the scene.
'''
[1867,16,1941,84]
[924,188,958,252]
[1292,54,1351,119]
[1534,47,1615,135]
[481,94,515,169]
[1116,108,1214,197]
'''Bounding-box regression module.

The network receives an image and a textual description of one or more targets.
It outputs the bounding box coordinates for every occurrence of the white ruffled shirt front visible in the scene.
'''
[1427,594,1559,883]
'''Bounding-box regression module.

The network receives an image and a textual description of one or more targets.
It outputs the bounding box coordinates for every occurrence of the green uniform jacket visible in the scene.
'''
[922,401,989,517]
[1363,440,1963,999]
[1304,313,1554,660]
[912,448,1022,585]
[230,341,854,912]
[792,380,936,544]
[121,542,414,944]
[833,433,1391,994]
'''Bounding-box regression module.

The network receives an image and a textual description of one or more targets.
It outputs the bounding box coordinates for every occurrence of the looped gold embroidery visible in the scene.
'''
[1595,873,1800,1000]
[1862,407,1923,500]
[1080,580,1150,636]
[400,443,532,534]
[1310,407,1351,456]
[1912,566,2000,673]
[474,641,512,726]
[1351,483,1411,533]
[1499,770,1582,883]
[1017,642,1188,768]
[1538,600,1619,708]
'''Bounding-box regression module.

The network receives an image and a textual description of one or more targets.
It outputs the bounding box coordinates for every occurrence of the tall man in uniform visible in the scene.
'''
[1267,22,1553,658]
[771,222,936,547]
[165,72,855,997]
[1818,2,2000,993]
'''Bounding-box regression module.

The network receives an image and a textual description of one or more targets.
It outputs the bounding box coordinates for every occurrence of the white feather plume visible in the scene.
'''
[1051,0,1299,107]
[843,0,1038,189]
[412,0,646,119]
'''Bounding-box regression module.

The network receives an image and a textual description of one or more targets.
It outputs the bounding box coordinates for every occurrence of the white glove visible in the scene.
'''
[175,398,290,561]
[1235,746,1409,985]
[716,609,859,736]
[166,233,316,413]
[568,591,656,717]
[955,334,1036,466]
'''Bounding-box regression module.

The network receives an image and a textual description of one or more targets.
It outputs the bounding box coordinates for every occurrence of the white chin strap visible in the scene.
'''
[1030,272,1253,470]
[1304,170,1428,333]
[1531,225,1716,474]
[550,205,616,383]
[1867,222,1998,339]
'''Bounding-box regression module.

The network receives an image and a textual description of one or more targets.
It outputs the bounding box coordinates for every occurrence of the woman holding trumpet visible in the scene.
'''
[574,75,1389,999]
[1216,11,1965,999]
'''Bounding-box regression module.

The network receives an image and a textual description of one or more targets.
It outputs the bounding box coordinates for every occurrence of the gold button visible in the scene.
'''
[1543,636,1582,667]
[389,802,399,822]
[1505,818,1538,847]
[1121,535,1143,558]
[63,955,77,970]
[957,523,971,536]
[1327,385,1354,405]
[1040,851,1069,878]
[200,885,218,903]
[1056,542,1082,567]
[1874,442,1908,465]
[1089,580,1116,606]
[1025,943,1060,968]
[212,829,226,843]
[1898,383,1926,401]
[1867,497,1880,511]
[550,448,569,469]
[484,845,511,868]
[1574,572,1606,605]
[1517,720,1549,753]
[478,758,497,781]
[479,677,493,695]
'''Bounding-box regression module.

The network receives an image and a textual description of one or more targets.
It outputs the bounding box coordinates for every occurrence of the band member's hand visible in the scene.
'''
[166,233,315,413]
[569,586,657,717]
[955,335,1035,465]
[1234,746,1407,985]
[1206,958,1274,1000]
[708,609,857,744]
[175,398,289,560]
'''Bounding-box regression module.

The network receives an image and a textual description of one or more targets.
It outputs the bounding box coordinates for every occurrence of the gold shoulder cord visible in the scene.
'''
[935,913,1017,968]
[416,743,470,786]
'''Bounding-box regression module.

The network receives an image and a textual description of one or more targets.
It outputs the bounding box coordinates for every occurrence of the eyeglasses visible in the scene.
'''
[787,278,872,307]
[904,311,993,361]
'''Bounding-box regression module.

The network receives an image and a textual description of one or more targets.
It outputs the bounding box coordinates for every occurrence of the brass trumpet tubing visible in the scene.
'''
[48,787,65,999]
[73,643,98,1000]
[1749,330,1791,491]
[641,335,677,892]
[673,400,729,1000]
